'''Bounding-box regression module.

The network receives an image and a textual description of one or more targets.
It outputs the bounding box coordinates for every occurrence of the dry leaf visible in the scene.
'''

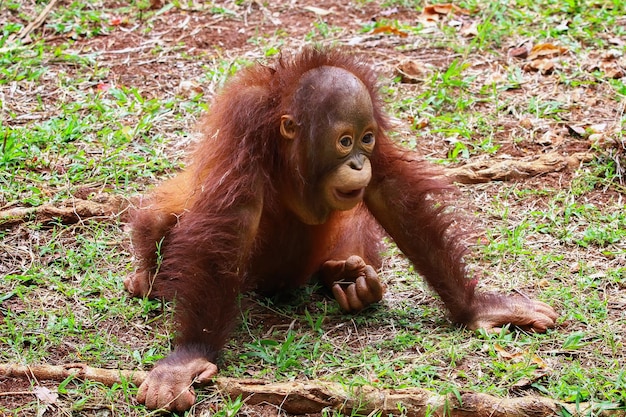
[523,58,555,74]
[509,45,529,59]
[414,118,429,129]
[536,131,555,145]
[396,60,429,83]
[418,3,471,25]
[108,16,129,26]
[460,20,479,37]
[528,43,567,60]
[372,25,408,37]
[178,80,203,98]
[519,118,534,129]
[149,0,163,10]
[379,7,399,17]
[430,3,470,15]
[584,52,625,79]
[303,6,333,16]
[603,66,625,79]
[33,386,58,404]
[494,344,550,367]
[567,125,587,137]
[589,123,607,133]
[494,343,516,359]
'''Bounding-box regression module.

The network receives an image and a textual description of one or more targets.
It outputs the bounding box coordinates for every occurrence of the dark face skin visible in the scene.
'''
[280,66,377,224]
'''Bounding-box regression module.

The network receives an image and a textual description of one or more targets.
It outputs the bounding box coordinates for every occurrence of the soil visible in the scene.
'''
[1,0,625,416]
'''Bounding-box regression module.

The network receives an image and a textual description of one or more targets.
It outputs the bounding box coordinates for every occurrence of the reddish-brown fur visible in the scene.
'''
[127,47,557,411]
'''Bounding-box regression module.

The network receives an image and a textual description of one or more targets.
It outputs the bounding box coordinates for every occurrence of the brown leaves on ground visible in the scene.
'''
[510,43,569,74]
[417,3,477,36]
[418,3,471,26]
[493,343,552,388]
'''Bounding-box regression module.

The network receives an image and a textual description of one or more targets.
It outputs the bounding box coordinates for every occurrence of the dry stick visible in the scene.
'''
[444,152,595,184]
[7,0,59,44]
[0,196,129,226]
[0,363,146,388]
[1,363,623,417]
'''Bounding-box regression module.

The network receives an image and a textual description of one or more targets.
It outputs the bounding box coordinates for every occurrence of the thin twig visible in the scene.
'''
[8,0,59,44]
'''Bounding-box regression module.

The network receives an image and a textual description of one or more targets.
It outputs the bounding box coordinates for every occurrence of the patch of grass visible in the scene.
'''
[2,0,626,415]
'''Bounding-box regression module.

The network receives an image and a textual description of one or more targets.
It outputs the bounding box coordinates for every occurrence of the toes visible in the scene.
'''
[196,363,219,384]
[124,271,152,297]
[355,272,384,304]
[530,313,557,332]
[363,265,385,299]
[355,276,374,304]
[170,388,196,412]
[539,303,559,321]
[136,380,148,404]
[345,283,364,311]
[332,283,351,311]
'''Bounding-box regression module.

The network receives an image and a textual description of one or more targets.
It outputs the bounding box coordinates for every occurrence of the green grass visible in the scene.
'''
[1,0,625,415]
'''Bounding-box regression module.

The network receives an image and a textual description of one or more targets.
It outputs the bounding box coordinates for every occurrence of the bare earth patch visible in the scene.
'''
[1,0,625,416]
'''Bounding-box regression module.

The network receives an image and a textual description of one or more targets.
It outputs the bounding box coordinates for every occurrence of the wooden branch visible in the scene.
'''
[444,152,595,184]
[0,195,129,227]
[2,363,623,416]
[0,363,147,387]
[8,0,59,44]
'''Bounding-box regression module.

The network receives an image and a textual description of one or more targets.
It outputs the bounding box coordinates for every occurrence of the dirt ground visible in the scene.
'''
[1,0,625,416]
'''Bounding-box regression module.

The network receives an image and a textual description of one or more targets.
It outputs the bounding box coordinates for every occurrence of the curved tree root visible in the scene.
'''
[2,363,623,416]
[443,152,595,184]
[0,195,130,226]
[0,363,147,388]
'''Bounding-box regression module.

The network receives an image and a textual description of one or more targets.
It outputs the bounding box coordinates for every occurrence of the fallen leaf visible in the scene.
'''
[418,3,471,25]
[528,43,567,60]
[372,25,408,37]
[108,17,127,26]
[460,20,479,37]
[509,45,529,59]
[589,123,607,133]
[536,130,555,145]
[303,6,333,16]
[603,66,625,79]
[601,50,622,61]
[523,58,555,74]
[430,3,470,15]
[414,118,429,129]
[494,343,517,359]
[396,60,430,83]
[519,118,534,129]
[530,354,549,369]
[494,344,550,368]
[567,125,587,137]
[379,7,399,17]
[178,80,203,98]
[33,386,58,404]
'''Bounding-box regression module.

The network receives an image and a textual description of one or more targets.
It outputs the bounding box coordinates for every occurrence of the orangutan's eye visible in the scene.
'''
[362,133,375,145]
[339,136,353,148]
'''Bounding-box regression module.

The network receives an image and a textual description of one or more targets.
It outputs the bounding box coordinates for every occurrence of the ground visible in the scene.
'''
[1,0,625,416]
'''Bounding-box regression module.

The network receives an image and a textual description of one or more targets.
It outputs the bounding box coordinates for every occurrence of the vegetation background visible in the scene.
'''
[1,0,624,415]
